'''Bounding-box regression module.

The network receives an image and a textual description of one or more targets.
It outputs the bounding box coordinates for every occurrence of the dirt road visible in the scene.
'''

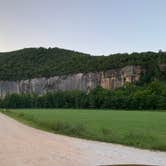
[0,113,166,166]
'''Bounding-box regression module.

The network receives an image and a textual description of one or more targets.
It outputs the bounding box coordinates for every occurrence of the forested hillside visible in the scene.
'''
[0,47,166,109]
[0,47,166,81]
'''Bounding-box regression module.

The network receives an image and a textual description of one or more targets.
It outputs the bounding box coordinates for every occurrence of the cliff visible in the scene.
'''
[0,65,141,98]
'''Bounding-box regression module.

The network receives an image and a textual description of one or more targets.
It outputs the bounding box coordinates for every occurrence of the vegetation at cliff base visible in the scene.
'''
[0,47,166,81]
[0,81,166,110]
[1,109,166,151]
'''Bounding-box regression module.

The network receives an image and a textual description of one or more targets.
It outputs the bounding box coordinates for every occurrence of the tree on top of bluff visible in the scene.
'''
[0,47,166,81]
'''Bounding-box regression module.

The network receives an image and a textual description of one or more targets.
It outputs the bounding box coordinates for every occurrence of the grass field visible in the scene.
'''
[1,109,166,151]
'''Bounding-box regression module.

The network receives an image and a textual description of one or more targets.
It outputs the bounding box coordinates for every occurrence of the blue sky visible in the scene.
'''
[0,0,166,55]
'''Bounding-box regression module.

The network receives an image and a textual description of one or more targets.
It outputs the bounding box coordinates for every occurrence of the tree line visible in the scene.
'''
[0,81,165,110]
[0,47,166,81]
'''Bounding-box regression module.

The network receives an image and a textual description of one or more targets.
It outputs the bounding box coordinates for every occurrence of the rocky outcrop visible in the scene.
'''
[0,65,142,98]
[159,64,166,72]
[100,65,141,89]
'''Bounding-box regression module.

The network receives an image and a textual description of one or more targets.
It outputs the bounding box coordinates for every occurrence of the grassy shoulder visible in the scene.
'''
[1,109,166,151]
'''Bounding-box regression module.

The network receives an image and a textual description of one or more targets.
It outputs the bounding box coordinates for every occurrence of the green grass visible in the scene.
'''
[1,109,166,151]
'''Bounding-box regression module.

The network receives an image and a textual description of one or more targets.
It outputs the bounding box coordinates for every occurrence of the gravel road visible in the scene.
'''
[0,113,166,166]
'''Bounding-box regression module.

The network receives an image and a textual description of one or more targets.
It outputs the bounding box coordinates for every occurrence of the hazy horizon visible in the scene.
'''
[1,0,166,55]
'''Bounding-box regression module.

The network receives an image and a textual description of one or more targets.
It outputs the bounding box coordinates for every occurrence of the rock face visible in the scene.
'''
[159,64,166,72]
[0,65,142,98]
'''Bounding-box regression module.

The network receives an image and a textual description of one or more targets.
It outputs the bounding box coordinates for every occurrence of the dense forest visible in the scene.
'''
[0,47,166,109]
[0,81,166,110]
[0,47,166,81]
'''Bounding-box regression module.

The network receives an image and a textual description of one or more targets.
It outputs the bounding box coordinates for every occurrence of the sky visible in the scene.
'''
[0,0,166,55]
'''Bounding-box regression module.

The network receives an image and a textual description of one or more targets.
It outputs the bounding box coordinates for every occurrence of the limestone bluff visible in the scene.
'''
[0,65,141,98]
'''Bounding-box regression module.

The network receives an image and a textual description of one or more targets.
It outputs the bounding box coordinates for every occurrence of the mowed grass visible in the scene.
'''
[1,109,166,151]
